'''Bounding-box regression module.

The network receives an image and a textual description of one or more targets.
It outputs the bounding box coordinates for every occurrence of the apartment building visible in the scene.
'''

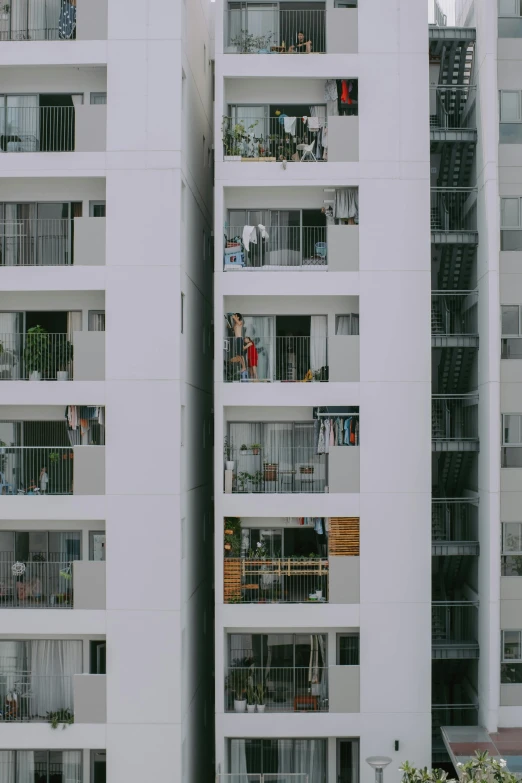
[0,2,214,783]
[213,1,433,781]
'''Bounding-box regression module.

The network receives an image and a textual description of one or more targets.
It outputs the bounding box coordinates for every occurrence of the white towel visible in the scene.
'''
[242,225,257,252]
[307,116,320,131]
[283,116,297,136]
[258,224,269,242]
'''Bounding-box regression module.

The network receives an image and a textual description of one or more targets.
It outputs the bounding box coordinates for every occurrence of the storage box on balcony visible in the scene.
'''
[328,116,359,162]
[73,674,106,723]
[329,445,359,492]
[73,446,105,495]
[327,225,359,271]
[73,217,106,266]
[76,0,108,40]
[73,561,106,609]
[326,8,358,54]
[73,331,105,381]
[75,105,107,152]
[328,336,360,382]
[329,666,360,712]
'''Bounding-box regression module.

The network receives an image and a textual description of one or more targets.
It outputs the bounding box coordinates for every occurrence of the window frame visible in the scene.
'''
[499,0,521,17]
[336,632,360,665]
[502,630,522,662]
[90,92,107,105]
[500,90,522,123]
[89,201,106,218]
[502,413,522,446]
[502,305,522,336]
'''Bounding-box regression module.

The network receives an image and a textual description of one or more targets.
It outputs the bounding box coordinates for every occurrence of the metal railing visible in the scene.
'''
[228,448,327,493]
[218,776,310,783]
[225,8,326,53]
[225,226,327,269]
[0,333,73,380]
[0,106,75,152]
[432,602,479,645]
[0,561,74,607]
[429,0,447,26]
[0,219,71,266]
[432,499,478,541]
[224,557,329,603]
[0,0,76,40]
[222,116,328,161]
[0,447,74,496]
[432,395,478,440]
[431,291,478,336]
[0,673,73,720]
[224,336,328,382]
[431,188,477,233]
[430,86,476,130]
[225,666,328,712]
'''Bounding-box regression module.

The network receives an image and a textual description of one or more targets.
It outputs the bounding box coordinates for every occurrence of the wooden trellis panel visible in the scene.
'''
[224,559,242,601]
[329,517,360,556]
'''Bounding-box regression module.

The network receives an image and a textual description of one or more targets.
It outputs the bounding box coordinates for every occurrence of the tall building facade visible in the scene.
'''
[0,2,213,783]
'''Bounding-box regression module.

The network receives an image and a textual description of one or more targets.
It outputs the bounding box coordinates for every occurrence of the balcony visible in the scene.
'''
[431,188,478,245]
[0,560,105,609]
[432,499,479,556]
[0,103,106,153]
[226,665,329,712]
[224,3,358,55]
[432,395,479,451]
[0,0,108,40]
[431,291,478,348]
[222,113,358,164]
[432,602,479,659]
[0,215,105,267]
[0,672,106,723]
[0,331,105,381]
[430,86,477,144]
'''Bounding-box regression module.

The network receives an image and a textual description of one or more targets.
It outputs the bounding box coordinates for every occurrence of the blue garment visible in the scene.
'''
[59,2,76,40]
[343,417,352,445]
[314,518,323,535]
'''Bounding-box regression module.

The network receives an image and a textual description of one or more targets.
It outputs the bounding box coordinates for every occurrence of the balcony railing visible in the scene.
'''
[431,291,478,343]
[432,499,478,543]
[431,188,478,235]
[222,116,328,162]
[0,673,73,720]
[224,557,329,603]
[432,395,479,445]
[225,8,326,53]
[0,219,71,266]
[224,336,328,382]
[430,86,476,131]
[0,561,74,607]
[0,333,74,380]
[224,226,327,270]
[432,601,479,657]
[0,106,75,152]
[228,448,327,493]
[0,0,78,41]
[225,666,328,712]
[218,777,310,783]
[0,447,74,495]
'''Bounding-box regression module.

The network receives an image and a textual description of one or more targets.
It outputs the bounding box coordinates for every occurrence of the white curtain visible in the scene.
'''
[4,203,36,267]
[310,316,327,373]
[335,188,359,222]
[29,639,82,717]
[0,312,23,379]
[6,95,39,145]
[336,315,359,336]
[0,752,15,783]
[16,752,34,783]
[243,316,274,381]
[245,3,278,48]
[230,739,249,783]
[278,739,327,782]
[62,751,82,783]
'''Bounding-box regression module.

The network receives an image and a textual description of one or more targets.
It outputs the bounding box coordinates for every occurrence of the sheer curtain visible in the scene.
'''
[29,640,82,716]
[243,316,274,380]
[230,739,249,783]
[6,96,39,145]
[336,315,359,336]
[335,188,359,222]
[62,751,82,783]
[233,105,267,156]
[0,312,23,379]
[0,752,14,783]
[16,752,34,783]
[310,315,327,372]
[4,204,36,267]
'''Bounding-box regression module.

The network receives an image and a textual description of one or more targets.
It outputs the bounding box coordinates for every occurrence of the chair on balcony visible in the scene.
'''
[0,473,14,495]
[297,141,317,161]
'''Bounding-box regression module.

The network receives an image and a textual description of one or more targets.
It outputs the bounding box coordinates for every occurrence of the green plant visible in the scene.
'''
[226,665,250,701]
[240,444,248,451]
[250,443,261,450]
[2,5,10,13]
[32,553,45,563]
[46,708,74,730]
[222,118,261,156]
[51,336,73,375]
[224,517,241,557]
[255,680,266,705]
[23,326,49,376]
[230,29,274,53]
[246,682,256,706]
[49,452,60,465]
[400,752,519,783]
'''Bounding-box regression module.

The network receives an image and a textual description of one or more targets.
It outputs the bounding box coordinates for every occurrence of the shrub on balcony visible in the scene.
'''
[400,752,518,783]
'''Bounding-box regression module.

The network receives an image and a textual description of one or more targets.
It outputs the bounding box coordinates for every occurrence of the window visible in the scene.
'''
[500,0,521,14]
[502,522,522,575]
[90,641,106,674]
[501,197,522,250]
[0,751,83,783]
[337,633,360,665]
[89,201,106,218]
[335,0,357,5]
[91,750,106,783]
[89,532,106,561]
[227,739,327,780]
[500,91,522,142]
[502,414,522,466]
[502,630,522,682]
[499,0,522,36]
[502,305,522,357]
[89,311,106,332]
[90,93,107,105]
[336,314,359,335]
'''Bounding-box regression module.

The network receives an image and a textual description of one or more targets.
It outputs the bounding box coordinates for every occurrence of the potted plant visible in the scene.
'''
[256,681,266,712]
[246,683,256,713]
[237,471,250,492]
[46,708,74,729]
[263,462,278,482]
[23,325,49,381]
[239,444,249,455]
[250,443,261,456]
[52,335,73,381]
[230,29,274,54]
[1,4,10,20]
[224,517,241,557]
[226,666,249,712]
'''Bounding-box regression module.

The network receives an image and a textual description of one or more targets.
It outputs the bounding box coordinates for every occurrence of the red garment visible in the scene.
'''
[340,79,351,104]
[246,343,258,367]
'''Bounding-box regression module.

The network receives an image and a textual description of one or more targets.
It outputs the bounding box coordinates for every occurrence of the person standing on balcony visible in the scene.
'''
[228,313,247,379]
[39,467,48,495]
[289,31,312,53]
[243,337,258,381]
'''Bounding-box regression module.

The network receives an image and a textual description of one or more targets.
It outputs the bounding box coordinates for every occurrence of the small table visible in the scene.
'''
[294,695,318,711]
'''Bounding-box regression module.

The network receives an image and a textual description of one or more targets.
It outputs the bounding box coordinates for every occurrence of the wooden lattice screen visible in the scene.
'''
[329,517,360,556]
[224,559,242,601]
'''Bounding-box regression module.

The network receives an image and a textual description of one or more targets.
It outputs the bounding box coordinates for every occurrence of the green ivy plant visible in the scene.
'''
[46,708,74,730]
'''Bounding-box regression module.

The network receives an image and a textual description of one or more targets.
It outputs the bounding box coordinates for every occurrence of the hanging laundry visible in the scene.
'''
[314,518,324,535]
[283,116,297,136]
[344,417,352,446]
[324,80,338,102]
[317,420,326,454]
[307,116,320,131]
[59,1,76,39]
[258,224,269,242]
[329,421,335,447]
[242,225,257,252]
[324,419,331,454]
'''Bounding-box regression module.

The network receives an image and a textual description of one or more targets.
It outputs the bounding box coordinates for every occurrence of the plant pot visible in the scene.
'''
[29,371,41,381]
[252,448,260,455]
[239,449,249,456]
[257,704,266,713]
[247,704,256,713]
[224,155,241,161]
[56,371,69,382]
[234,699,247,713]
[315,590,323,599]
[263,463,278,482]
[226,461,234,471]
